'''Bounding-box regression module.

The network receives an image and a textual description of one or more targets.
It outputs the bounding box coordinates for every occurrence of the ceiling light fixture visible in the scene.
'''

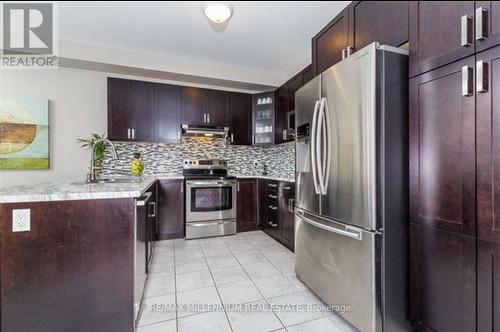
[203,2,233,24]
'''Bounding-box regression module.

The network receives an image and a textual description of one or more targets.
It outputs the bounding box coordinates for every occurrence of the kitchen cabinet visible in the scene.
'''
[155,83,182,143]
[409,224,476,332]
[274,85,288,145]
[257,179,268,227]
[131,80,155,142]
[477,240,500,331]
[476,1,500,52]
[107,78,156,142]
[181,87,229,127]
[253,91,275,145]
[158,180,184,240]
[229,92,253,145]
[205,89,229,126]
[301,64,314,85]
[181,87,206,126]
[409,56,476,237]
[477,45,500,244]
[279,182,295,251]
[348,1,408,52]
[409,1,475,77]
[236,179,259,232]
[260,180,295,252]
[107,77,131,141]
[286,73,302,112]
[145,181,158,271]
[312,7,350,75]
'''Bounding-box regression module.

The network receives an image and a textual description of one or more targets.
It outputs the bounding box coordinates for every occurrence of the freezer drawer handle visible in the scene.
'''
[300,214,363,241]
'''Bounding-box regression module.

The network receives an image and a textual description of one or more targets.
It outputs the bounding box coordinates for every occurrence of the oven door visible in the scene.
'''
[186,180,237,222]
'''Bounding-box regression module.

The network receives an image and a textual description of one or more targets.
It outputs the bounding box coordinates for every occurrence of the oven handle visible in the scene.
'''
[187,220,235,227]
[187,181,236,187]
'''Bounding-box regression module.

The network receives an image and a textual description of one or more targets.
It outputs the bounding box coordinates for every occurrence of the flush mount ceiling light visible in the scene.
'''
[203,2,233,24]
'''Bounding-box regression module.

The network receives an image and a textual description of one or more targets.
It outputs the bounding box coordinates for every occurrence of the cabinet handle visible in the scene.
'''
[252,134,255,145]
[288,199,295,213]
[462,65,474,96]
[477,60,489,93]
[180,182,183,193]
[231,133,234,143]
[268,205,277,210]
[342,48,347,60]
[346,46,354,57]
[177,131,181,141]
[203,113,206,123]
[237,181,240,191]
[131,128,135,140]
[461,15,473,47]
[268,183,277,188]
[268,194,277,199]
[283,186,291,190]
[127,128,131,139]
[207,113,210,123]
[148,202,156,218]
[476,7,488,41]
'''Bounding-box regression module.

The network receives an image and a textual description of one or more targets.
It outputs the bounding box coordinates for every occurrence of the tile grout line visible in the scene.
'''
[200,239,235,332]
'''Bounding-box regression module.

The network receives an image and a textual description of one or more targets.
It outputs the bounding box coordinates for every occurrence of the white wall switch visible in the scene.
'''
[12,209,31,232]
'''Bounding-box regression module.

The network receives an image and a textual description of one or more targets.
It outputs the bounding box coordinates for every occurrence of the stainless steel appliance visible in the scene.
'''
[184,159,237,239]
[284,110,295,140]
[294,43,410,332]
[181,124,229,137]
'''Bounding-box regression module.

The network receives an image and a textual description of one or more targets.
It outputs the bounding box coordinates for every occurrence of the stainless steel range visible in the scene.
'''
[183,159,237,239]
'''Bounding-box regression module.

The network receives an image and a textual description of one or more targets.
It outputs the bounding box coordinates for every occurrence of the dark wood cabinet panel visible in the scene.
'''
[274,86,288,145]
[409,57,476,236]
[130,80,155,142]
[181,87,206,125]
[236,179,258,232]
[477,45,500,243]
[158,180,184,240]
[205,89,229,127]
[409,1,475,77]
[286,73,302,113]
[478,240,500,331]
[301,64,314,85]
[279,182,295,251]
[155,83,181,143]
[257,179,268,227]
[107,77,131,141]
[229,92,252,145]
[0,199,135,332]
[312,7,349,75]
[410,224,476,332]
[476,1,500,52]
[349,1,409,52]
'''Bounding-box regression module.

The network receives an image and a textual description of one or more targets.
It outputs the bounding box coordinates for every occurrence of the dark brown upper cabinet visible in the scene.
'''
[286,73,303,112]
[312,7,350,75]
[130,80,155,142]
[205,89,229,127]
[476,2,500,52]
[477,239,500,331]
[236,179,259,232]
[181,87,206,126]
[108,78,155,142]
[410,224,476,332]
[409,1,475,77]
[348,1,409,52]
[181,87,229,127]
[155,83,182,144]
[409,56,476,237]
[301,64,314,85]
[477,45,500,244]
[274,85,289,144]
[229,92,252,145]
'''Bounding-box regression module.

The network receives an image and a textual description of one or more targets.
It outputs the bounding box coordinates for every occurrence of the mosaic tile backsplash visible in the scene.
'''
[102,137,295,179]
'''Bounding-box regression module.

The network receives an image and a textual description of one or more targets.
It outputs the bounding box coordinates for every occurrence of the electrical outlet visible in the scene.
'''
[12,209,30,232]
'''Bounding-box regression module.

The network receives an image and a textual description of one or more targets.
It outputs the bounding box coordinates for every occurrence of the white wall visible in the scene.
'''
[0,68,108,187]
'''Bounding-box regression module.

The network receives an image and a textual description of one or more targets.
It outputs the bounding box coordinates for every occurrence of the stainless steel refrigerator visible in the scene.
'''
[294,43,410,332]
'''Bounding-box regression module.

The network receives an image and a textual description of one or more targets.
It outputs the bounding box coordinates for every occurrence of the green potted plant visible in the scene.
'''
[77,133,108,170]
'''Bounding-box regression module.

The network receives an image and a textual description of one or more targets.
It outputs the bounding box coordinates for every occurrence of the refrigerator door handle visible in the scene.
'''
[316,98,325,194]
[311,99,321,195]
[298,212,363,241]
[320,97,331,195]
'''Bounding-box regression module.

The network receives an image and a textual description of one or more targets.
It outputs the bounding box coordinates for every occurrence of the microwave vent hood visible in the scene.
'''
[181,124,229,137]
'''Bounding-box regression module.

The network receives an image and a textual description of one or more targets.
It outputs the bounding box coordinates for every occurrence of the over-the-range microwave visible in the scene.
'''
[283,110,295,140]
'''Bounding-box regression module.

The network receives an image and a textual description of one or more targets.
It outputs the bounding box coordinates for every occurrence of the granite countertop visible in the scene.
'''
[0,174,294,204]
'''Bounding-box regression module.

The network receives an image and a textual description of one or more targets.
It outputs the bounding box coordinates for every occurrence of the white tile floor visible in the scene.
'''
[137,230,356,332]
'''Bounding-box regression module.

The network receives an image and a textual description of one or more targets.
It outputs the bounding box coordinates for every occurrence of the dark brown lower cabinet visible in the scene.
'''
[0,199,135,332]
[410,224,476,332]
[158,179,184,240]
[478,240,500,331]
[279,182,295,251]
[236,179,259,232]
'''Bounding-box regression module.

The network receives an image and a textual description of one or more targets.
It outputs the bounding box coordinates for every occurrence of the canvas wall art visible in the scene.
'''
[0,99,50,170]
